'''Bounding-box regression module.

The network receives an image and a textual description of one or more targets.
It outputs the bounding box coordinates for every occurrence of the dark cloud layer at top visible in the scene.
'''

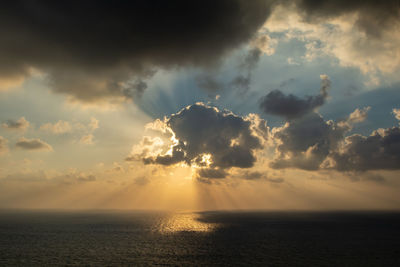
[294,0,400,37]
[0,0,272,101]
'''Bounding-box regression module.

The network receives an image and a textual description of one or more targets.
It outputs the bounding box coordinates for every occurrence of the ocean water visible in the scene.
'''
[0,210,399,266]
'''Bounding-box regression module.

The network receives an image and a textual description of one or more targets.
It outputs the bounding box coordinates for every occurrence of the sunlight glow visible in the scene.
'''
[156,213,218,233]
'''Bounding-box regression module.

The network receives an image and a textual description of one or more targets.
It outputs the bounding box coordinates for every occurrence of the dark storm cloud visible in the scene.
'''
[259,75,330,120]
[293,0,400,37]
[148,146,186,166]
[271,112,347,170]
[141,103,267,172]
[269,105,400,173]
[0,0,273,101]
[15,137,52,151]
[329,127,400,172]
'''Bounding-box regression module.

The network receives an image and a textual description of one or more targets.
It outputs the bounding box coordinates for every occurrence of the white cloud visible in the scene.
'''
[393,108,400,121]
[250,34,277,56]
[263,4,400,86]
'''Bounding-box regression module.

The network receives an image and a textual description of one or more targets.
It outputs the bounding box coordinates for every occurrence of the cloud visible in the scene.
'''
[40,118,99,144]
[259,75,330,119]
[271,112,346,170]
[346,107,371,124]
[328,126,400,172]
[264,3,400,84]
[362,173,386,184]
[109,162,124,173]
[195,48,263,97]
[128,103,269,176]
[39,118,100,146]
[267,177,285,183]
[293,0,400,38]
[0,0,273,102]
[268,104,400,173]
[121,78,150,101]
[196,35,275,97]
[76,174,96,182]
[80,134,94,145]
[2,117,30,131]
[0,171,96,184]
[134,176,150,186]
[15,137,52,151]
[230,46,265,96]
[40,120,72,134]
[230,74,252,96]
[88,117,99,131]
[236,170,266,180]
[54,173,97,184]
[270,106,370,171]
[393,108,400,121]
[1,0,399,101]
[196,74,225,93]
[345,172,387,184]
[204,169,285,182]
[0,136,8,154]
[0,74,26,91]
[250,34,277,56]
[0,171,47,183]
[240,48,263,71]
[197,168,227,179]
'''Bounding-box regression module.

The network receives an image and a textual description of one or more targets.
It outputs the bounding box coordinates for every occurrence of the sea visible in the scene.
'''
[0,210,399,266]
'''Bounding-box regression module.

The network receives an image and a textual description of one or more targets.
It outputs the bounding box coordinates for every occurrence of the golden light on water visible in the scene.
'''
[157,213,218,233]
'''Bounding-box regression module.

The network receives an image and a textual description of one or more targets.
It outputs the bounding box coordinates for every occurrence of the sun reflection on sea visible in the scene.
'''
[156,213,218,233]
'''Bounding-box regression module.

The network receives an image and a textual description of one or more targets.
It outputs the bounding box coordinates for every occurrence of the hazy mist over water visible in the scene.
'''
[1,210,400,266]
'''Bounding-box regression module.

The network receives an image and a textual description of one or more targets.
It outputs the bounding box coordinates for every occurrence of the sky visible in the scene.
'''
[1,0,400,210]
